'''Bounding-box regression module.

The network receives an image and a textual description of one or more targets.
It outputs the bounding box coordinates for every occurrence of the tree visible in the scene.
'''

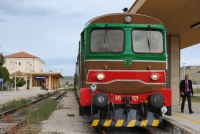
[7,77,26,89]
[0,53,5,67]
[0,54,9,84]
[0,67,9,84]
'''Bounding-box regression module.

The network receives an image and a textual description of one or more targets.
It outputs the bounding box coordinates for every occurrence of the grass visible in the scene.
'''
[2,98,31,111]
[37,94,44,98]
[1,114,13,123]
[20,99,58,134]
[180,96,200,103]
[25,99,57,124]
[192,96,200,102]
[67,114,75,117]
[68,87,74,92]
[46,92,52,96]
[18,108,29,115]
[193,88,200,93]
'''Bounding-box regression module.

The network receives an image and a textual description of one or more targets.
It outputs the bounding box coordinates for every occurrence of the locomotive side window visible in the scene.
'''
[132,30,163,53]
[90,29,124,53]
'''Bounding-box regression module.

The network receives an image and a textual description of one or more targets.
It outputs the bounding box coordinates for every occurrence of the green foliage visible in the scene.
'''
[193,88,200,93]
[0,85,8,91]
[69,84,73,87]
[66,81,68,85]
[67,114,75,117]
[197,71,200,73]
[186,66,191,70]
[26,99,57,124]
[18,108,29,115]
[0,54,8,84]
[2,98,31,111]
[38,94,44,98]
[46,92,51,96]
[192,96,200,103]
[7,77,26,88]
[192,80,197,85]
[63,88,68,92]
[0,67,9,84]
[68,88,74,92]
[0,54,5,67]
[53,90,59,94]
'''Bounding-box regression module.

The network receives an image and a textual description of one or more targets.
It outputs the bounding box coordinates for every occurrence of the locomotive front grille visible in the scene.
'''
[123,82,131,91]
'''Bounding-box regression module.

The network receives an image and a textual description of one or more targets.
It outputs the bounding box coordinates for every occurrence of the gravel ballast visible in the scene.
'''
[40,92,96,134]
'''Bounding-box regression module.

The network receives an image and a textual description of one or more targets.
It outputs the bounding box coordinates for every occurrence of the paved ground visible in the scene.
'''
[163,100,200,133]
[0,89,54,106]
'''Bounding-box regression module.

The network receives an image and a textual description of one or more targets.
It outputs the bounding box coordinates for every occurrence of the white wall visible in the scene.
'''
[4,58,44,74]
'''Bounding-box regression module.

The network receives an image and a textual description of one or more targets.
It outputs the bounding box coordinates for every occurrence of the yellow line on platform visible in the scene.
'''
[172,113,200,124]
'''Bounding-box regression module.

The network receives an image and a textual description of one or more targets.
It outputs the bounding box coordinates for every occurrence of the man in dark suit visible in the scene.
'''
[180,74,194,114]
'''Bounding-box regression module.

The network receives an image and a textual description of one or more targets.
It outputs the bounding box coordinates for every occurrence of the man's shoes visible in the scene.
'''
[189,111,194,114]
[181,109,184,113]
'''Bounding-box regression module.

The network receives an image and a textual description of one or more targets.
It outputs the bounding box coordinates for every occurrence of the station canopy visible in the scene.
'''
[129,0,200,49]
[24,72,64,79]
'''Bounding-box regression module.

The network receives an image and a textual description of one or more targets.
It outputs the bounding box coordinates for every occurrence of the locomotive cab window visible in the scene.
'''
[132,30,163,53]
[90,29,124,53]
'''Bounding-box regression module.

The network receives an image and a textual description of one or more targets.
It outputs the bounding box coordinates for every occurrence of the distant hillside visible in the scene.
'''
[59,76,74,85]
[180,66,200,85]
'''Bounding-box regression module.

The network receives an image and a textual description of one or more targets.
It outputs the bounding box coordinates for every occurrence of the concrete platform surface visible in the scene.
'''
[163,101,200,133]
[0,89,54,106]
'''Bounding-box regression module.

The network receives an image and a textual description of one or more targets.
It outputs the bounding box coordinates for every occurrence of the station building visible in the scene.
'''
[4,51,63,90]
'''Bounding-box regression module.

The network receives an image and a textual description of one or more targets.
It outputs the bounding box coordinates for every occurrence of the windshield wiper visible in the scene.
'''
[147,36,151,51]
[146,25,151,51]
[103,24,108,49]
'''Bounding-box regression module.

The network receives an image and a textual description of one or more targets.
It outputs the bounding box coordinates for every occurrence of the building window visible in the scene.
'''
[9,62,14,70]
[26,62,31,70]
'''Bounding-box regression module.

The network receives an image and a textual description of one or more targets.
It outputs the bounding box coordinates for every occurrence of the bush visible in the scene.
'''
[0,86,7,91]
[2,98,30,111]
[38,94,44,98]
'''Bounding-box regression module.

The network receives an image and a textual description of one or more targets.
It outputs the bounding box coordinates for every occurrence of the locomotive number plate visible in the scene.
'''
[114,95,121,101]
[124,57,132,66]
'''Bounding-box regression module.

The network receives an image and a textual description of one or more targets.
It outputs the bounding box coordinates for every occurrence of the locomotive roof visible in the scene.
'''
[85,13,163,27]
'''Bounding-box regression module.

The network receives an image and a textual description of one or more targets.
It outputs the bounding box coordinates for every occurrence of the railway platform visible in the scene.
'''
[163,99,200,133]
[0,89,55,106]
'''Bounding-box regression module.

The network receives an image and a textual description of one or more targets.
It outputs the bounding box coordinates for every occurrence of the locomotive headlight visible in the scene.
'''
[93,92,108,107]
[90,84,97,92]
[97,73,105,80]
[150,73,159,81]
[161,106,167,114]
[124,15,132,23]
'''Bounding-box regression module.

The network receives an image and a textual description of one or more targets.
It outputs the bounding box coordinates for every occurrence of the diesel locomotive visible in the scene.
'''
[74,13,171,127]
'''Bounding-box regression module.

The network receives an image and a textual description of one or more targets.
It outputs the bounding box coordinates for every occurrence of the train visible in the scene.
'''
[74,12,171,127]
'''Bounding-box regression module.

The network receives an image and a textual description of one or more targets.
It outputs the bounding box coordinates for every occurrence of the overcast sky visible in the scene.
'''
[0,0,199,76]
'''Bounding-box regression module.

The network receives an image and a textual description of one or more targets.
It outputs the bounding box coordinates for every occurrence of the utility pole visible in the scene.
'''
[15,62,17,92]
[183,63,186,78]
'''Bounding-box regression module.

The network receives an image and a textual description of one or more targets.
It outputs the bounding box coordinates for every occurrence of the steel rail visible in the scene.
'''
[3,91,67,134]
[0,92,59,118]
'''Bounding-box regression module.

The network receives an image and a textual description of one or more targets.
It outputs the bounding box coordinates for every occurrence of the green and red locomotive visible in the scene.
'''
[74,13,171,127]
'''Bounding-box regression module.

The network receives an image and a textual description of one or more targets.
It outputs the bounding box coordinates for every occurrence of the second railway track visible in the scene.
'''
[0,90,67,134]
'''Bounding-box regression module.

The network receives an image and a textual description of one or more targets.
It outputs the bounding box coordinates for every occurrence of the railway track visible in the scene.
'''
[94,125,170,134]
[0,90,67,134]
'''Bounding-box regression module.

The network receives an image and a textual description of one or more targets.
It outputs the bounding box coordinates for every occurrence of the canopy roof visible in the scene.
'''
[129,0,200,49]
[23,72,64,79]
